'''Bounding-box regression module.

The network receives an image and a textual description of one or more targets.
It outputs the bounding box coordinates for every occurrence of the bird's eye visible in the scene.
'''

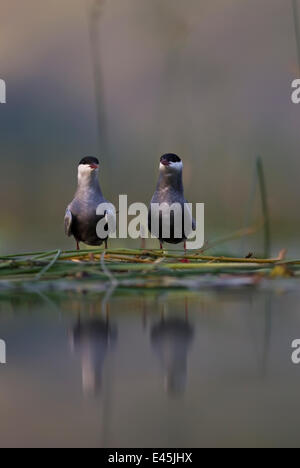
[160,153,181,164]
[79,157,100,166]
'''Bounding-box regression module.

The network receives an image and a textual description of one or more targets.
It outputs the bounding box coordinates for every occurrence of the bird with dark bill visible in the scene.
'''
[64,156,114,250]
[148,153,195,253]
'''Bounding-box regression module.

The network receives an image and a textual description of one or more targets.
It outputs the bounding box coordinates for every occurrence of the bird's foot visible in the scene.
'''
[180,242,190,263]
[180,258,190,263]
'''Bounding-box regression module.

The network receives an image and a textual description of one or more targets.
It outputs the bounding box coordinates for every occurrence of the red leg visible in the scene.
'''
[180,241,189,263]
[76,240,80,251]
[160,241,163,250]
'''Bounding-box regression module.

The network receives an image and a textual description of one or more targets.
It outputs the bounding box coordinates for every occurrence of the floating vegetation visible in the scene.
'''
[0,246,299,293]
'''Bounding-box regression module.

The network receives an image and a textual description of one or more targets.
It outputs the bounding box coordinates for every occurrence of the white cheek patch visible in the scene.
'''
[78,164,99,180]
[170,161,183,171]
[78,164,92,176]
[159,161,183,171]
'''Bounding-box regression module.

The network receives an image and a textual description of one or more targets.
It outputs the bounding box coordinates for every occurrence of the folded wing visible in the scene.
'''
[64,208,73,237]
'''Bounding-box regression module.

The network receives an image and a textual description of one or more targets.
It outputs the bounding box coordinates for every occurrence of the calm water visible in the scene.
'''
[0,287,300,448]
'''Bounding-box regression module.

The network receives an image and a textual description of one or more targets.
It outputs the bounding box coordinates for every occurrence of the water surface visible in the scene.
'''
[0,287,299,448]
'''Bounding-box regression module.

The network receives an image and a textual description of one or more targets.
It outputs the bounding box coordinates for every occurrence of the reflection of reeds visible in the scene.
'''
[292,0,300,73]
[86,0,108,157]
[261,293,272,378]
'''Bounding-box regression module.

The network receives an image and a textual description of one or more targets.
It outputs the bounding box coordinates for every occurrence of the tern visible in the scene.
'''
[148,153,195,253]
[64,156,113,250]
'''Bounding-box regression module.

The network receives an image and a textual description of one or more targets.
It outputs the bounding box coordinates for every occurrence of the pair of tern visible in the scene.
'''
[65,154,195,251]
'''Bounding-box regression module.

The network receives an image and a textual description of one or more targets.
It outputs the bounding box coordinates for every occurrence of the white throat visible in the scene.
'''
[159,161,183,173]
[77,164,99,185]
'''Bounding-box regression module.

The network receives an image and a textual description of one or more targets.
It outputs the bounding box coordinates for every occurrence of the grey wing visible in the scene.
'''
[64,208,73,237]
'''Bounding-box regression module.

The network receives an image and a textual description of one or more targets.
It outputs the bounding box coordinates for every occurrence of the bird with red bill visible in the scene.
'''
[64,156,114,250]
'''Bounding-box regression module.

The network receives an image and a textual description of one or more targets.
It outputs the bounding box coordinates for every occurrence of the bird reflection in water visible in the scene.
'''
[70,304,117,395]
[150,298,194,396]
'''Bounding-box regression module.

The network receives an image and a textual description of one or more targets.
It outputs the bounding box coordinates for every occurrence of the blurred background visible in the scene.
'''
[0,0,299,254]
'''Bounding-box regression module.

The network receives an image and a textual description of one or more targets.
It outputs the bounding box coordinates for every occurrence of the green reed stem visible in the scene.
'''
[256,156,271,258]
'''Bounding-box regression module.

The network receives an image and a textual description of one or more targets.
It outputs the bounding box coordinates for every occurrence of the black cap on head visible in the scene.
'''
[79,156,99,166]
[160,153,181,163]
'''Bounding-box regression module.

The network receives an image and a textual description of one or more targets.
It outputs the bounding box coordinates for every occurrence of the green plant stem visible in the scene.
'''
[292,0,300,73]
[256,156,271,258]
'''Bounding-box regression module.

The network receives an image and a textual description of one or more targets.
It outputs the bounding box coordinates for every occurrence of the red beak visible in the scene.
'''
[89,163,99,169]
[161,160,170,166]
